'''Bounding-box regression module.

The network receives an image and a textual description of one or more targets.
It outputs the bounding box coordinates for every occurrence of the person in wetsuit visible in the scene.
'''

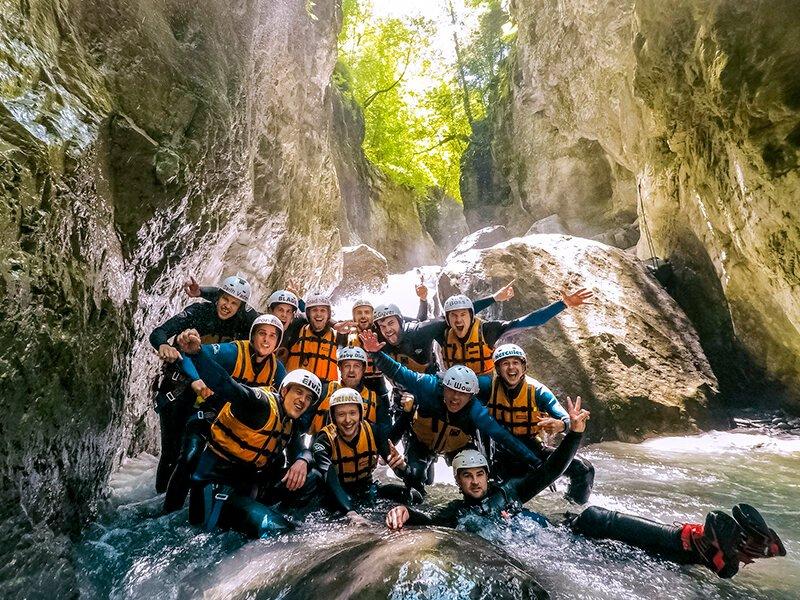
[311,387,412,525]
[149,275,256,492]
[175,328,321,538]
[437,286,593,377]
[359,329,547,495]
[476,343,594,503]
[385,398,787,580]
[162,314,287,513]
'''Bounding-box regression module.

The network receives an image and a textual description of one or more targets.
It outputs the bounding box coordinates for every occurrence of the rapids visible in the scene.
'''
[74,268,799,599]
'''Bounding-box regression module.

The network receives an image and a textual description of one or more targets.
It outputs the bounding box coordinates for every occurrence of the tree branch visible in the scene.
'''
[362,49,412,109]
[413,134,471,155]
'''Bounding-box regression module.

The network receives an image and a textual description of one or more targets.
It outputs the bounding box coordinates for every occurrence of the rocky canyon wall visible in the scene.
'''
[0,0,452,593]
[464,0,800,409]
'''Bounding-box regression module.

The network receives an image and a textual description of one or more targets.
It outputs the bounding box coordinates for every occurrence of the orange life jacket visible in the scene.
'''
[208,388,293,468]
[411,411,472,454]
[231,340,278,387]
[286,324,338,382]
[444,317,494,375]
[487,375,547,438]
[321,421,379,485]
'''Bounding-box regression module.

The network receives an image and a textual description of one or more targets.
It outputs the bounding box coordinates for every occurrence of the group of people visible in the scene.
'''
[148,274,785,580]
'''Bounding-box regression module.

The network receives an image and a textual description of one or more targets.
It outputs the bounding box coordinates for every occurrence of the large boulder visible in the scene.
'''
[447,225,510,261]
[330,244,389,299]
[195,528,549,599]
[438,234,719,442]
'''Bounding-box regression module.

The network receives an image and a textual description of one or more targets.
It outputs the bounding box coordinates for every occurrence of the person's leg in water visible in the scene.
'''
[163,410,214,513]
[403,436,437,497]
[493,443,594,504]
[188,449,257,525]
[155,391,195,493]
[568,505,786,578]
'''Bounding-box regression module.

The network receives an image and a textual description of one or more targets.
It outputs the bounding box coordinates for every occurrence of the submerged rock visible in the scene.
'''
[198,527,549,599]
[438,234,719,442]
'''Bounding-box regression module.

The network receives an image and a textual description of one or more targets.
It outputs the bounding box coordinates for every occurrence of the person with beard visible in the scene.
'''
[359,330,547,496]
[285,293,343,383]
[149,275,256,492]
[311,388,412,525]
[476,343,594,503]
[162,314,287,513]
[385,399,787,581]
[438,287,593,377]
[175,328,322,538]
[303,346,390,438]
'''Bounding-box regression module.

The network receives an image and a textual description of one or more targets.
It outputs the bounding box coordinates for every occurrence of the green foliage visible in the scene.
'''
[336,1,512,202]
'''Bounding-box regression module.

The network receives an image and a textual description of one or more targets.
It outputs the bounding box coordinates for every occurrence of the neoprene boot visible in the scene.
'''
[564,455,595,504]
[732,503,786,564]
[569,506,744,578]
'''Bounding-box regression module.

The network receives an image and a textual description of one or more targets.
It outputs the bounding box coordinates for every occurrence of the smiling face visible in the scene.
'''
[216,292,242,320]
[307,305,330,332]
[376,316,402,345]
[442,387,471,413]
[252,324,280,358]
[446,308,472,337]
[339,359,365,388]
[353,305,374,331]
[497,357,526,387]
[332,403,361,441]
[282,384,313,419]
[456,466,489,500]
[270,302,296,329]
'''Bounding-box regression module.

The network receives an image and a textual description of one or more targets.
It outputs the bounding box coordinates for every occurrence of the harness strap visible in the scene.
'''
[204,484,234,532]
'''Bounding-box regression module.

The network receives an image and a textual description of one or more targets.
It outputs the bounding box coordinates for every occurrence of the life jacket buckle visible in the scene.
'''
[197,410,205,420]
[166,391,176,403]
[214,492,229,501]
[171,370,182,382]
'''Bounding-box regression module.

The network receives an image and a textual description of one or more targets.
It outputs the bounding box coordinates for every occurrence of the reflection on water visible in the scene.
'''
[74,430,799,599]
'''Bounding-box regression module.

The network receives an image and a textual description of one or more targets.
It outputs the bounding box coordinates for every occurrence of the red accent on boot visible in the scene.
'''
[681,523,704,552]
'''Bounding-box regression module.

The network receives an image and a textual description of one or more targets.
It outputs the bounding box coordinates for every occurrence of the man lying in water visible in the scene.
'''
[384,398,786,579]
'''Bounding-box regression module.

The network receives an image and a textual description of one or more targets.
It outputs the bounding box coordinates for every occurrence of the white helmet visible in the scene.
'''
[267,289,299,310]
[452,449,488,478]
[374,303,402,322]
[493,343,527,364]
[249,314,284,347]
[280,369,322,402]
[337,346,368,364]
[328,387,364,417]
[443,294,474,315]
[352,298,374,311]
[442,365,479,395]
[220,275,251,304]
[305,292,331,310]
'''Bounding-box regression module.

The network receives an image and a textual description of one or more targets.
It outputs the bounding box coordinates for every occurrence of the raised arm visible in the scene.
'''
[371,351,440,401]
[469,400,542,468]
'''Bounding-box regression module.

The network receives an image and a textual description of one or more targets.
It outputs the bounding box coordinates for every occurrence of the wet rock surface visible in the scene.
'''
[439,234,720,442]
[464,0,800,411]
[330,244,389,299]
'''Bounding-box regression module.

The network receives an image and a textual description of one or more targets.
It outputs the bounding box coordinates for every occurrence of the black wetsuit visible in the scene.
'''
[187,349,315,528]
[403,430,703,567]
[149,299,258,492]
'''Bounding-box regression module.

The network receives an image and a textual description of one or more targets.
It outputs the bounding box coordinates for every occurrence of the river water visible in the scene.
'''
[74,270,800,599]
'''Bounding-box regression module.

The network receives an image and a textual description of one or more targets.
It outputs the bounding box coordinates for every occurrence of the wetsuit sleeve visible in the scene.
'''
[416,299,428,322]
[469,400,542,467]
[408,318,449,348]
[374,389,393,442]
[506,431,584,504]
[535,381,569,428]
[287,428,312,466]
[389,410,412,444]
[482,301,567,347]
[335,331,349,346]
[477,375,493,403]
[371,352,440,401]
[472,296,496,314]
[297,298,306,313]
[311,433,353,513]
[180,341,239,381]
[283,315,307,347]
[199,286,220,302]
[149,302,205,349]
[274,360,287,389]
[192,346,268,428]
[405,501,461,528]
